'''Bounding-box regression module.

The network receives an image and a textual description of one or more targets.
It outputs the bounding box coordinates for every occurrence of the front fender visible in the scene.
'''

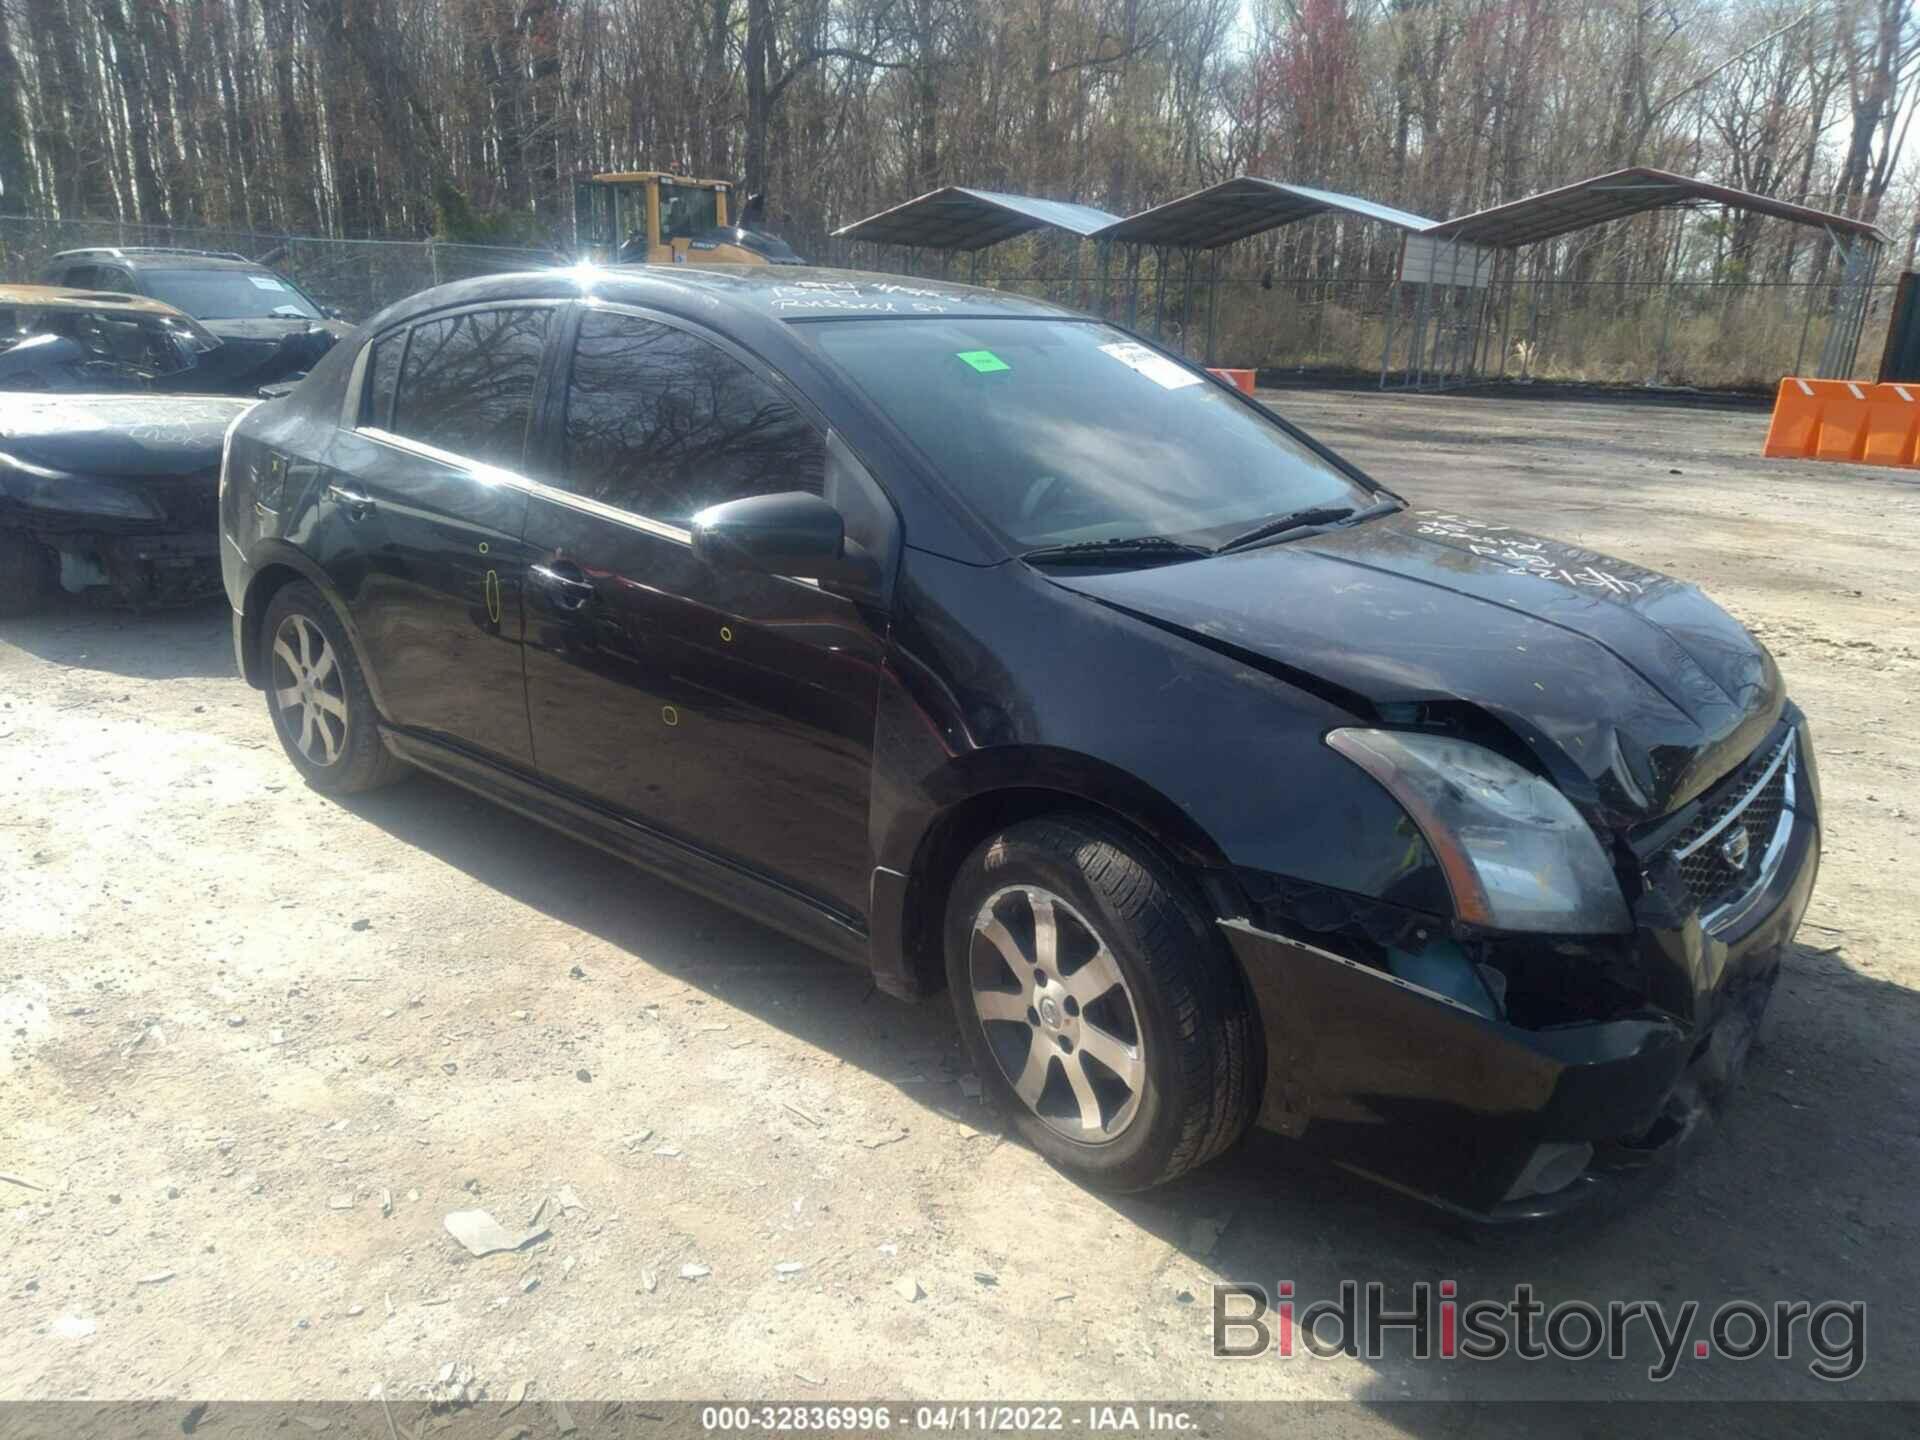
[876,554,1454,911]
[862,551,1470,997]
[875,742,1234,880]
[863,738,1241,1000]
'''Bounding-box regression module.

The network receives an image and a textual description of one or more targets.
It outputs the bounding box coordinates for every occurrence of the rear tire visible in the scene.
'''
[944,815,1259,1191]
[0,532,57,618]
[261,581,409,794]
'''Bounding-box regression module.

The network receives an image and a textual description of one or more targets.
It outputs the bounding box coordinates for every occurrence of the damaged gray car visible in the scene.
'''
[1,393,254,615]
[1,284,335,397]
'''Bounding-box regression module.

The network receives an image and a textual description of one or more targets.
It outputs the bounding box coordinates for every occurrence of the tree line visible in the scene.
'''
[0,0,1914,287]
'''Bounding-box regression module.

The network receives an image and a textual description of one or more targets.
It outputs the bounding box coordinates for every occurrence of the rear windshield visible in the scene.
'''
[142,269,322,322]
[803,317,1370,550]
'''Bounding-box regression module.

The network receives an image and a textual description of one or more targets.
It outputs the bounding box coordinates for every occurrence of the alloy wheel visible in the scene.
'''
[270,613,349,766]
[969,885,1145,1142]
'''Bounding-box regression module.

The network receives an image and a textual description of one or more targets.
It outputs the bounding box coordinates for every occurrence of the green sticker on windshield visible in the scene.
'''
[955,349,1011,373]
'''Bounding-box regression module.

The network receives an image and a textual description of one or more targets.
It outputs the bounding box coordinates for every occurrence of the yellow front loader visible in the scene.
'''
[572,171,805,267]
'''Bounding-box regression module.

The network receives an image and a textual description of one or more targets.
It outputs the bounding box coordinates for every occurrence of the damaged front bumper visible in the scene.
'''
[0,514,222,608]
[2,473,223,609]
[89,528,223,607]
[1223,793,1820,1220]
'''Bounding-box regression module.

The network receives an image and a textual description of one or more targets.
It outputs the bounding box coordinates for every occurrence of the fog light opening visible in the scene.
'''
[1502,1141,1595,1202]
[58,546,109,593]
[1385,937,1504,1020]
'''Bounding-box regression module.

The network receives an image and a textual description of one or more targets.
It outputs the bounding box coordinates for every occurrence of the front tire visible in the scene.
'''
[261,581,408,794]
[944,815,1259,1191]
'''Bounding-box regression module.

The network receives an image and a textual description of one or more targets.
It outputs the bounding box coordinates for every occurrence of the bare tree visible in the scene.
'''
[0,0,1902,318]
[1834,0,1920,224]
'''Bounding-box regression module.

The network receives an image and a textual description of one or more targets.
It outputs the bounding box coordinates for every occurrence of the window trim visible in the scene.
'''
[358,424,695,547]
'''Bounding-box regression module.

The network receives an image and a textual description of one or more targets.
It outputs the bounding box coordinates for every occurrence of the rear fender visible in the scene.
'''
[235,540,390,715]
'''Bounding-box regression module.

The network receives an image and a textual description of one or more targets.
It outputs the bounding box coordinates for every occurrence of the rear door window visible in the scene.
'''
[390,307,553,470]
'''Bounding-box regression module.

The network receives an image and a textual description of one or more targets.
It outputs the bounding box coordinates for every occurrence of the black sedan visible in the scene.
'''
[217,267,1819,1217]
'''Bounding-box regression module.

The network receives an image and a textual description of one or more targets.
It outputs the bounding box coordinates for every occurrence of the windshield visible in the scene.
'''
[6,307,214,374]
[142,269,322,322]
[804,318,1373,551]
[660,182,721,240]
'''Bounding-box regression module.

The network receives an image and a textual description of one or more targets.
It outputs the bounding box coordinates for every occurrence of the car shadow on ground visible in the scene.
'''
[0,594,234,679]
[344,766,1920,1409]
[341,765,965,1084]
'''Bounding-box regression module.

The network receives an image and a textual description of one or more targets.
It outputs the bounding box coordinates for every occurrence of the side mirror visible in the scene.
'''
[691,491,871,586]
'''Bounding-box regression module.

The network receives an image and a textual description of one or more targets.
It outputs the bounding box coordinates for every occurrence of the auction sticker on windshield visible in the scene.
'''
[956,349,1011,373]
[1100,341,1201,390]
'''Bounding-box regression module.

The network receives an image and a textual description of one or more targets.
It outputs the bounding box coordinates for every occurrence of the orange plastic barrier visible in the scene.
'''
[1208,367,1256,394]
[1764,378,1920,467]
[1864,382,1920,466]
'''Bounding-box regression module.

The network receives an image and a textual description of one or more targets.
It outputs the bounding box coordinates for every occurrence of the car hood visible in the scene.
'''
[1046,507,1782,825]
[199,317,351,345]
[0,394,254,478]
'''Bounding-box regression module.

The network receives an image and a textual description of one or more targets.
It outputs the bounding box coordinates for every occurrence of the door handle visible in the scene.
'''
[326,484,376,519]
[530,561,597,610]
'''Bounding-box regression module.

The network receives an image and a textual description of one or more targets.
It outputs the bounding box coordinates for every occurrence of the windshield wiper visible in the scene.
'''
[1216,498,1400,554]
[1019,535,1212,567]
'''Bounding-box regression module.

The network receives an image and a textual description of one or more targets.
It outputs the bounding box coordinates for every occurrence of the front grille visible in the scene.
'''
[1660,731,1796,927]
[138,466,221,528]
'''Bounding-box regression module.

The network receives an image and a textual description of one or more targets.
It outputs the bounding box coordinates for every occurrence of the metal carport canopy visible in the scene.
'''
[831,187,1122,251]
[1424,166,1890,248]
[1090,176,1439,249]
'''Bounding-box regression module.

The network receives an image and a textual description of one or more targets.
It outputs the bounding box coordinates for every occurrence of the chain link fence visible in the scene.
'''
[1367,276,1892,391]
[7,216,1896,389]
[849,253,1899,390]
[0,215,563,322]
[1478,278,1894,389]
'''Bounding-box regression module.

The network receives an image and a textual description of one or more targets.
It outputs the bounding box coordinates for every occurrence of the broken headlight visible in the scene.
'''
[1327,728,1631,935]
[0,449,164,521]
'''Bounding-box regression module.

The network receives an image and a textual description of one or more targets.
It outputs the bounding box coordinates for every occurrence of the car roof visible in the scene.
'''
[0,282,195,318]
[362,264,1085,335]
[47,248,273,272]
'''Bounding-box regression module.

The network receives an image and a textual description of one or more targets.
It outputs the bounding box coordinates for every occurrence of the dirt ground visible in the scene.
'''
[3,388,1918,1424]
